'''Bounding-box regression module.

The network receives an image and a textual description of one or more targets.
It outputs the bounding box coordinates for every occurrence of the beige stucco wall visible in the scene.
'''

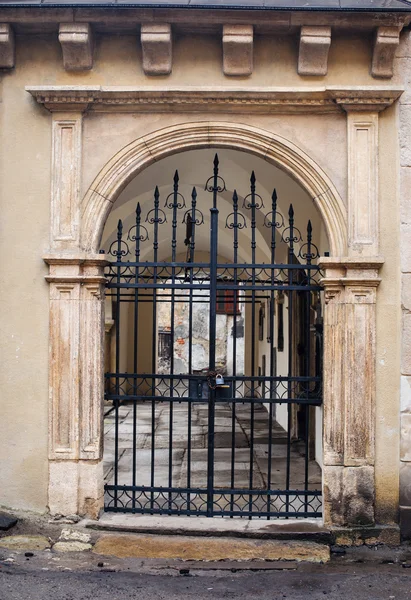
[0,27,404,517]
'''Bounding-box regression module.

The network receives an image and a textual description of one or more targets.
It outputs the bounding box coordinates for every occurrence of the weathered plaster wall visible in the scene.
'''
[0,27,404,515]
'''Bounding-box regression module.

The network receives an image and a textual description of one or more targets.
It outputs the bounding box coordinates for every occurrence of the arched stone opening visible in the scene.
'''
[80,122,347,257]
[45,119,382,528]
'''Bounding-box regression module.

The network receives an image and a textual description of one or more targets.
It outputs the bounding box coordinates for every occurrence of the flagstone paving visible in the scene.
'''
[103,402,322,514]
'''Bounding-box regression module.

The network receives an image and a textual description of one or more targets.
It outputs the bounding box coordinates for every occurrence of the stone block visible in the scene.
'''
[141,24,172,76]
[396,28,411,58]
[342,466,375,526]
[323,465,344,527]
[402,313,411,375]
[59,23,93,71]
[400,168,411,225]
[0,536,50,551]
[222,25,253,77]
[0,512,17,531]
[400,505,411,539]
[93,534,329,562]
[298,26,331,76]
[49,461,79,516]
[53,541,92,552]
[372,26,400,78]
[399,106,411,167]
[401,416,411,462]
[401,375,411,413]
[400,462,411,506]
[0,24,15,69]
[401,224,411,273]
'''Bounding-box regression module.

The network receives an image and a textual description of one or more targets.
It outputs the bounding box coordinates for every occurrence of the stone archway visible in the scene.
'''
[42,115,383,526]
[80,121,347,257]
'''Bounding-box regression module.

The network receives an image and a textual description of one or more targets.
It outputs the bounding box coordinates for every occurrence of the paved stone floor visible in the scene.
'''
[103,402,322,515]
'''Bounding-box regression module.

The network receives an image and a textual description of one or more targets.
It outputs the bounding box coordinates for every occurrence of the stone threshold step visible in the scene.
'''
[91,532,330,563]
[83,514,331,544]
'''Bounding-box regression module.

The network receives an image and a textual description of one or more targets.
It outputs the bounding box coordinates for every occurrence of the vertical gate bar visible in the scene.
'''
[230,190,239,516]
[132,204,142,508]
[168,171,180,512]
[187,187,197,512]
[249,172,257,518]
[286,205,295,516]
[207,206,219,517]
[304,221,313,512]
[151,189,160,510]
[267,189,278,519]
[114,219,123,508]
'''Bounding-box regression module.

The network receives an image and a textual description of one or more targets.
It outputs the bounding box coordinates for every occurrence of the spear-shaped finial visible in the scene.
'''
[191,186,197,203]
[233,189,238,207]
[288,204,294,220]
[117,219,123,235]
[213,153,219,169]
[136,203,141,218]
[307,219,312,238]
[272,188,277,205]
[250,171,256,186]
[173,170,179,185]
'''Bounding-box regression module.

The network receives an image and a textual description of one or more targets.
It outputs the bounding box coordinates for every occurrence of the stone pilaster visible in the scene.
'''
[44,255,106,518]
[320,257,383,527]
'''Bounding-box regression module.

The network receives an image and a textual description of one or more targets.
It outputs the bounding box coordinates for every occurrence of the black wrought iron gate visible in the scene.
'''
[103,155,323,518]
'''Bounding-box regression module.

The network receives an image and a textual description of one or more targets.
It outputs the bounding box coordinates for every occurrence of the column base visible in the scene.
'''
[49,460,103,519]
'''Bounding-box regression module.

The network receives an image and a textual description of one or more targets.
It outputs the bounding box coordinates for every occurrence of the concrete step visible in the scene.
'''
[91,532,330,563]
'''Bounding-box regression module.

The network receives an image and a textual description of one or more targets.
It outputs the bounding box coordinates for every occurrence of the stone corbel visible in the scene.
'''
[298,26,331,77]
[59,23,94,71]
[222,25,253,77]
[0,23,15,69]
[320,257,383,527]
[141,23,172,76]
[372,26,401,79]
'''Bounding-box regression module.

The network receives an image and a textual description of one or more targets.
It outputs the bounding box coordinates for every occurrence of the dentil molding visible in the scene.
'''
[26,85,403,114]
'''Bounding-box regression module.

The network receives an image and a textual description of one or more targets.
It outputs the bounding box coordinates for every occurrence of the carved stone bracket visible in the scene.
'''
[223,25,253,77]
[298,26,331,77]
[44,254,107,517]
[59,23,94,71]
[141,23,172,76]
[0,23,14,69]
[372,26,401,79]
[26,85,403,114]
[319,257,384,527]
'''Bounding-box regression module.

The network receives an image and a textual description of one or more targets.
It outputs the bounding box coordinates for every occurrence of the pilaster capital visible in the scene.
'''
[319,256,384,284]
[43,253,108,282]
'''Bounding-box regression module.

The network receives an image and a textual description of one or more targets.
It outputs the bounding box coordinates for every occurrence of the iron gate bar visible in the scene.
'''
[103,154,323,518]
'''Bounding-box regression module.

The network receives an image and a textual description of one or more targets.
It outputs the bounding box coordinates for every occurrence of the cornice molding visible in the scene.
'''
[26,85,403,114]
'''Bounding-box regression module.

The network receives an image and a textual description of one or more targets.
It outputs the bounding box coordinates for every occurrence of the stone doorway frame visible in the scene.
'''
[30,86,397,524]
